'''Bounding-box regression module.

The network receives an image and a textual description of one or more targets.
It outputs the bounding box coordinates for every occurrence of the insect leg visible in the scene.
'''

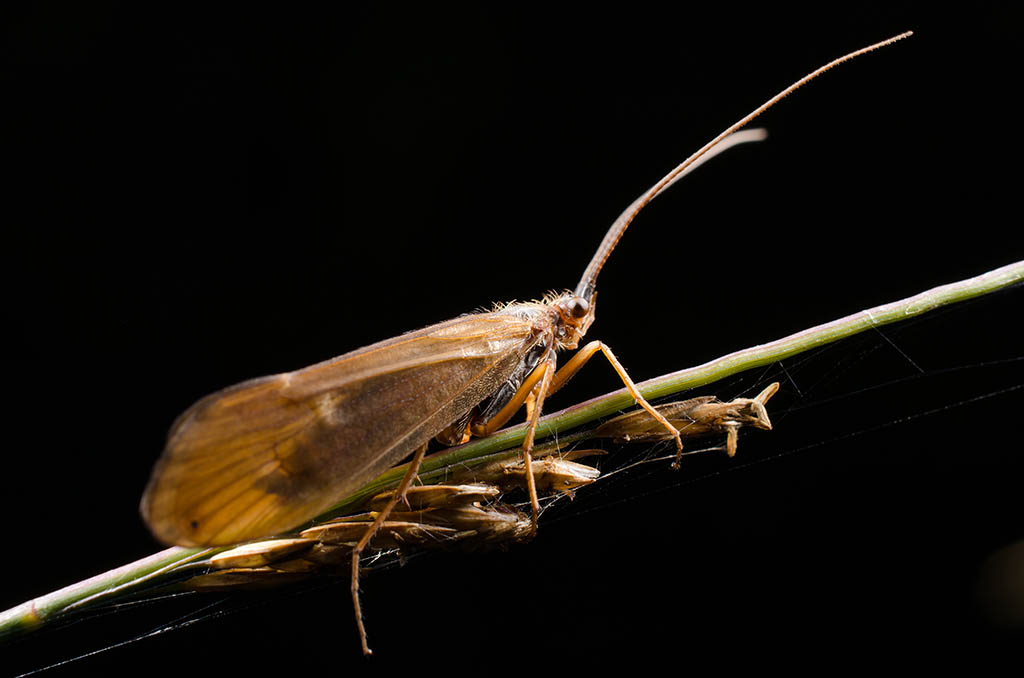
[469,353,556,530]
[520,355,556,530]
[350,441,429,656]
[549,341,685,467]
[470,358,551,437]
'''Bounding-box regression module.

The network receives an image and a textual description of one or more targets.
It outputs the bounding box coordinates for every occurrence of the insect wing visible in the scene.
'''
[141,311,541,547]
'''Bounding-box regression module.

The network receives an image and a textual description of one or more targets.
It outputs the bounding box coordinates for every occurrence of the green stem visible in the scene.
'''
[2,259,1020,640]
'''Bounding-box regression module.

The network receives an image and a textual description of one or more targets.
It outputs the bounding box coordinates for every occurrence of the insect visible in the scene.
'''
[140,32,911,654]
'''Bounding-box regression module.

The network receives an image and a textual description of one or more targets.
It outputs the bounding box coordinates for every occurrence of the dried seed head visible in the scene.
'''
[366,483,500,511]
[300,520,457,548]
[426,504,533,545]
[183,385,780,593]
[498,456,601,495]
[209,538,316,569]
[595,383,780,457]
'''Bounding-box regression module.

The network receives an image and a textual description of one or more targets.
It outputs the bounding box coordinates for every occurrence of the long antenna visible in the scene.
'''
[575,31,913,299]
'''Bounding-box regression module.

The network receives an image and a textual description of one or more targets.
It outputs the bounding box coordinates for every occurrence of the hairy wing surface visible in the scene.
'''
[141,311,541,546]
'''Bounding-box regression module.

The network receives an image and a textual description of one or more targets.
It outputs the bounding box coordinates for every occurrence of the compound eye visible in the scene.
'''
[567,297,590,318]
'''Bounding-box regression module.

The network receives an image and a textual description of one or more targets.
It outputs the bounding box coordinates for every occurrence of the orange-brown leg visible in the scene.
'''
[471,358,551,438]
[470,356,556,531]
[550,341,685,467]
[350,442,428,656]
[520,357,555,530]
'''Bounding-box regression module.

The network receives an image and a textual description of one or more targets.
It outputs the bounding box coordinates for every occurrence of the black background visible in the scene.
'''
[3,3,1023,674]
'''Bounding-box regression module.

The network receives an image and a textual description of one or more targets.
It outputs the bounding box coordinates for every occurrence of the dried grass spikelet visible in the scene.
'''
[185,384,779,591]
[185,464,602,590]
[594,382,779,457]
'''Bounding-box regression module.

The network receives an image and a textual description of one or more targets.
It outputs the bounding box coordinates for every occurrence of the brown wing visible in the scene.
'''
[141,310,544,547]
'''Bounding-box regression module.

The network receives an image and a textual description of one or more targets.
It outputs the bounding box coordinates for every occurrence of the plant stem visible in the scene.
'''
[2,259,1020,640]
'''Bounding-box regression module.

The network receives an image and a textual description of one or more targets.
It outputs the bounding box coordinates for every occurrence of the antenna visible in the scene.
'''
[575,31,913,300]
